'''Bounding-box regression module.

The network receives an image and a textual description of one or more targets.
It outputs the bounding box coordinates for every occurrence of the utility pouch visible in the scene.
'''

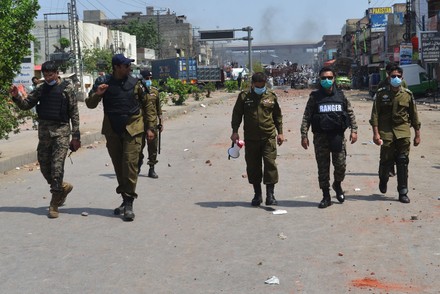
[107,114,129,136]
[328,132,344,153]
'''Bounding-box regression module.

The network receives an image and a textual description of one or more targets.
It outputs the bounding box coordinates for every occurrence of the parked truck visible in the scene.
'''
[197,65,224,87]
[400,64,438,96]
[151,57,197,84]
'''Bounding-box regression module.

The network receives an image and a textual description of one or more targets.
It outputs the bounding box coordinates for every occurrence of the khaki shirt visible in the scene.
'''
[231,89,283,140]
[370,87,421,140]
[146,86,161,126]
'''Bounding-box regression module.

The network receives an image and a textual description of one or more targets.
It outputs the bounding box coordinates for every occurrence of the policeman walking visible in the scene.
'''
[138,70,163,178]
[231,72,284,206]
[10,61,81,218]
[300,67,358,208]
[370,65,421,203]
[86,54,155,221]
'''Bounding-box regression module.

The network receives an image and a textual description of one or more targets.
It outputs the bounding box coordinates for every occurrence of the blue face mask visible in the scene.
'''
[253,86,266,95]
[45,79,57,86]
[390,76,402,87]
[144,80,152,87]
[320,79,333,89]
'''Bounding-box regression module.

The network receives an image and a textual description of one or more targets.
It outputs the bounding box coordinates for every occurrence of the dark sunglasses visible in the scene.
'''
[390,75,402,78]
[320,76,334,80]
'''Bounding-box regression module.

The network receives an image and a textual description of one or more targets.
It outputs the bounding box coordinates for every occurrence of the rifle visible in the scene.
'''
[157,121,162,154]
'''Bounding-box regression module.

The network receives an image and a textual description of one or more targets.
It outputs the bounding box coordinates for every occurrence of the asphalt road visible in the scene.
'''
[0,89,439,293]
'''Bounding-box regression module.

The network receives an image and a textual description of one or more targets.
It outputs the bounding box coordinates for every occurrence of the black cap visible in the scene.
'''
[140,70,152,78]
[112,54,135,66]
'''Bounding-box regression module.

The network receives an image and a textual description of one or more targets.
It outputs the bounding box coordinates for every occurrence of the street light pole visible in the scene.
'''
[242,26,253,74]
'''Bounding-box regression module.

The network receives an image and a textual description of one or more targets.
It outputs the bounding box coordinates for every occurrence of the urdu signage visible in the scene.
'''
[420,31,440,63]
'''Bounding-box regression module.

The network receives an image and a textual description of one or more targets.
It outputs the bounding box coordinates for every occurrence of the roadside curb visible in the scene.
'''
[0,92,236,173]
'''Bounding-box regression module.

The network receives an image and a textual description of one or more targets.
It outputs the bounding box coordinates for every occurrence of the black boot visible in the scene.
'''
[332,181,345,203]
[396,154,410,203]
[379,178,388,194]
[251,183,262,206]
[378,163,390,194]
[265,184,278,205]
[318,189,332,208]
[113,200,125,215]
[123,195,135,221]
[148,165,159,179]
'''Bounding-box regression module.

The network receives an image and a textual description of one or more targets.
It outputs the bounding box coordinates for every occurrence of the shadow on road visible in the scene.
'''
[195,199,319,209]
[346,172,378,176]
[99,173,117,179]
[0,206,115,218]
[347,194,397,202]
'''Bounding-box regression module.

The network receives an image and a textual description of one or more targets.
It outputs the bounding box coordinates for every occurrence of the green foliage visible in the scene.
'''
[190,85,203,101]
[59,37,70,50]
[120,20,159,49]
[0,0,40,140]
[203,82,215,97]
[82,48,113,73]
[165,78,189,105]
[241,80,250,91]
[158,91,168,107]
[225,80,238,93]
[253,61,264,73]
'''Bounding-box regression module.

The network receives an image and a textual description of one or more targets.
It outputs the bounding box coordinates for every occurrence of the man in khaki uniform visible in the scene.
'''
[138,70,163,178]
[86,54,155,221]
[370,65,421,203]
[231,72,284,206]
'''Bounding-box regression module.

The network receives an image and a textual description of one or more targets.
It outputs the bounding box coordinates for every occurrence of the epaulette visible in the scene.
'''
[403,88,413,94]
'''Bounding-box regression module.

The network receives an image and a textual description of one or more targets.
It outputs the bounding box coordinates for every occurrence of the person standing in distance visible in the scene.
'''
[86,54,155,221]
[10,61,81,218]
[370,65,421,203]
[138,70,163,178]
[300,67,358,208]
[231,72,284,206]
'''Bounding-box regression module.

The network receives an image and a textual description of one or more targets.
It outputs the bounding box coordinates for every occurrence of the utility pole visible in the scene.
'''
[44,12,70,61]
[68,0,83,98]
[405,0,412,42]
[242,26,253,74]
[154,8,167,59]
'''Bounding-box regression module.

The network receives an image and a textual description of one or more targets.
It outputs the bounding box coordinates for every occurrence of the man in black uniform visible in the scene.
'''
[300,67,358,208]
[10,61,81,218]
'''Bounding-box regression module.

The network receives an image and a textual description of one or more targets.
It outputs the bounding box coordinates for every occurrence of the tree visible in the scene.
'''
[252,61,264,73]
[82,48,113,74]
[120,19,159,50]
[0,0,40,140]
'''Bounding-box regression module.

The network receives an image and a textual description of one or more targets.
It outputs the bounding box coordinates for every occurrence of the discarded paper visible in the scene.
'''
[265,276,280,285]
[272,210,287,215]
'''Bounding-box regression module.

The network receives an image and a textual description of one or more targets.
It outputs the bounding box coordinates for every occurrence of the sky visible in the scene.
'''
[36,0,404,44]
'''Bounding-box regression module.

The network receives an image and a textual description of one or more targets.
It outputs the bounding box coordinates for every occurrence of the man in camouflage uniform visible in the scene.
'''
[370,65,421,203]
[300,67,358,208]
[231,72,284,206]
[86,54,155,221]
[10,61,81,218]
[138,70,163,178]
